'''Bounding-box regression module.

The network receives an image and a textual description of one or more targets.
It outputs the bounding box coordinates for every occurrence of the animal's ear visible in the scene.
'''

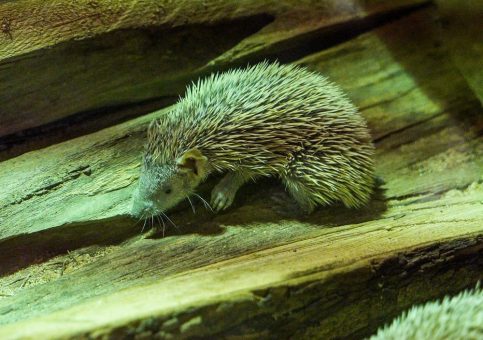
[176,149,208,176]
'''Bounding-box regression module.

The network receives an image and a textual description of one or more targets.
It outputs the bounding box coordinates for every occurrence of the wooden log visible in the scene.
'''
[0,215,481,339]
[0,6,482,339]
[0,0,428,138]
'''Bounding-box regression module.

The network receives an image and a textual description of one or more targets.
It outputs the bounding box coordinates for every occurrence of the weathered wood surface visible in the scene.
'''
[0,6,482,339]
[0,0,428,139]
[435,0,483,105]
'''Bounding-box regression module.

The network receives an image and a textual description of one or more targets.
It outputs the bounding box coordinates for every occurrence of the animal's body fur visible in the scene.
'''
[134,62,375,216]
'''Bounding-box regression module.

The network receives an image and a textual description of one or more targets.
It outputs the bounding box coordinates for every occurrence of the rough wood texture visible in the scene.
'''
[0,0,427,138]
[0,6,482,340]
[435,0,483,105]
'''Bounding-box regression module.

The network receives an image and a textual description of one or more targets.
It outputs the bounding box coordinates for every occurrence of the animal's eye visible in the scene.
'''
[165,188,172,194]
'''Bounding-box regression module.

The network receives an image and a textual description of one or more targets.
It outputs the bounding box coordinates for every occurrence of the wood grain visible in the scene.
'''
[0,6,481,339]
[434,0,483,104]
[0,0,427,137]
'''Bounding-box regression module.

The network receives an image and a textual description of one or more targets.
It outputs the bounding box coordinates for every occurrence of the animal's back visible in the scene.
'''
[181,62,358,127]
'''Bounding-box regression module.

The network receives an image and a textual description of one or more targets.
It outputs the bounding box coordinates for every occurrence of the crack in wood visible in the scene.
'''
[3,165,92,208]
[387,179,483,203]
[263,2,432,65]
[374,111,445,144]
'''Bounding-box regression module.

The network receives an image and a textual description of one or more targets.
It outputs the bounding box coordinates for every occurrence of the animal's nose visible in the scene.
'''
[131,200,155,218]
[144,203,156,214]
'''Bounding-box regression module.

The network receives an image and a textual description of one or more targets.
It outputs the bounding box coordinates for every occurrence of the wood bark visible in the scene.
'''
[0,4,482,340]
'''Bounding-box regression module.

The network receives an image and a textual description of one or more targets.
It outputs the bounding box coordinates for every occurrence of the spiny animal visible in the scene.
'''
[370,286,483,340]
[131,61,375,219]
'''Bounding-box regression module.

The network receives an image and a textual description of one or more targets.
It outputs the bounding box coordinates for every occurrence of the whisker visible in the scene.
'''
[132,216,143,228]
[141,217,147,233]
[187,196,196,214]
[162,212,179,232]
[159,215,166,237]
[193,193,213,212]
[155,215,163,236]
[132,212,144,224]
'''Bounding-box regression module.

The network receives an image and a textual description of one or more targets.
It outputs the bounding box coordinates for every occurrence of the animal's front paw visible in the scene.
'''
[211,185,236,212]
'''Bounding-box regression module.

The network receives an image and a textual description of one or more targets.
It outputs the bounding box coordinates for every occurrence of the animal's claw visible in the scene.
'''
[211,186,235,212]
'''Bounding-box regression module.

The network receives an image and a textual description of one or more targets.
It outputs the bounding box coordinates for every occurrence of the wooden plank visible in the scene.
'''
[0,0,428,137]
[0,7,482,339]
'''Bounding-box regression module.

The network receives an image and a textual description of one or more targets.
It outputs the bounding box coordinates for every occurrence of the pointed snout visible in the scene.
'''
[131,185,157,218]
[131,198,157,218]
